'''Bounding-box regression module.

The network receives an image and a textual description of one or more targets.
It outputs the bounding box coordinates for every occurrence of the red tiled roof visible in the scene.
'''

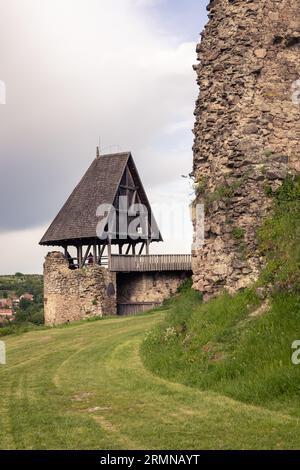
[0,309,14,316]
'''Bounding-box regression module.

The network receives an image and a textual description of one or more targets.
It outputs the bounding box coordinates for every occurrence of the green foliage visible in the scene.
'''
[232,226,245,240]
[275,175,300,204]
[0,274,43,301]
[210,184,235,202]
[207,177,246,206]
[258,175,300,291]
[15,308,44,326]
[194,177,207,196]
[0,274,44,332]
[263,182,273,197]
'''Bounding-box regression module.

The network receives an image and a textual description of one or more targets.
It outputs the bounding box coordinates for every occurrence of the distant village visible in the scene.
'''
[0,293,34,324]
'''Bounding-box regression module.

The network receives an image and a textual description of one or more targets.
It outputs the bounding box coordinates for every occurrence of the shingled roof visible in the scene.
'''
[40,152,162,246]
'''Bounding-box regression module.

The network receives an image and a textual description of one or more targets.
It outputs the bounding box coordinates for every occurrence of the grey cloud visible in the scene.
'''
[0,0,205,232]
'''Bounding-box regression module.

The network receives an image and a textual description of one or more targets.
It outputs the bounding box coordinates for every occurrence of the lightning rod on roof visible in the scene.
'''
[96,136,102,158]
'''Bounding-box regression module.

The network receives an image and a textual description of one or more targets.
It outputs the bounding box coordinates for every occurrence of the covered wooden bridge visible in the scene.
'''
[109,254,192,272]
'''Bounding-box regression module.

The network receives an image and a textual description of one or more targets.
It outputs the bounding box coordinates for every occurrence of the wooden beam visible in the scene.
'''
[125,244,131,255]
[119,185,138,191]
[93,244,97,264]
[98,244,106,265]
[138,243,145,255]
[82,245,92,266]
[107,240,112,262]
[77,246,83,268]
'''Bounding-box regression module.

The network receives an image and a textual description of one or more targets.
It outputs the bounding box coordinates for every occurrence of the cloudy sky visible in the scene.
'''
[0,0,208,274]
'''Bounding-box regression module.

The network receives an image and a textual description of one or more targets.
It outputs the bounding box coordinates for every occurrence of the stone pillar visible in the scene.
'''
[192,0,300,299]
[44,252,117,326]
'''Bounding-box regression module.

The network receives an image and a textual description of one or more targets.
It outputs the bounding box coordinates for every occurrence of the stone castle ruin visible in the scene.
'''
[41,1,300,321]
[192,0,300,298]
[40,152,191,325]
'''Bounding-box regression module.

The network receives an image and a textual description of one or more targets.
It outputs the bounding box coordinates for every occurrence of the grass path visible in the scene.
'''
[0,312,300,450]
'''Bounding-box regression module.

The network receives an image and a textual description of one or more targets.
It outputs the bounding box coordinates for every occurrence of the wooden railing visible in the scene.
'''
[109,254,192,272]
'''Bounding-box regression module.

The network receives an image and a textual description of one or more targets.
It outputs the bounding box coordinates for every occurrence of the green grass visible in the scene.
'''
[141,175,300,424]
[142,287,300,417]
[1,175,299,450]
[258,176,300,291]
[1,311,300,450]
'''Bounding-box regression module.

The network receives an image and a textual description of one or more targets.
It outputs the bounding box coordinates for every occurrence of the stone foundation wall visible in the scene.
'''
[44,252,117,326]
[192,0,300,299]
[117,271,191,306]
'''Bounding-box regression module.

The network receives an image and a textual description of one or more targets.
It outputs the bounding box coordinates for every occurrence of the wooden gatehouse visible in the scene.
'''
[40,152,191,324]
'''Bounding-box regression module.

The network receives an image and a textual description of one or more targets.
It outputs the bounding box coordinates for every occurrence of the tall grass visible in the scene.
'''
[142,176,300,415]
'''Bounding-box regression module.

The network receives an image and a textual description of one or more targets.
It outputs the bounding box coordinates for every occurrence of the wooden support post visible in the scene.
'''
[98,244,106,265]
[93,244,97,264]
[132,244,136,256]
[125,244,131,255]
[82,245,92,266]
[146,240,150,255]
[64,246,68,259]
[77,246,83,268]
[119,244,123,255]
[108,239,112,267]
[138,243,145,255]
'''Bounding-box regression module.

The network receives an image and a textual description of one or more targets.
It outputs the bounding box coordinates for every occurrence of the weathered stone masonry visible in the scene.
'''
[192,0,300,299]
[44,252,191,324]
[44,252,117,325]
[117,271,191,314]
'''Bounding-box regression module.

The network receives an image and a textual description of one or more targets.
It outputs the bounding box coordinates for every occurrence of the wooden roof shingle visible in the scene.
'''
[40,152,161,246]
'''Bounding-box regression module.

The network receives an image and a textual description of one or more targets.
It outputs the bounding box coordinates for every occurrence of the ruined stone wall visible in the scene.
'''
[193,0,300,299]
[44,252,117,326]
[117,271,191,308]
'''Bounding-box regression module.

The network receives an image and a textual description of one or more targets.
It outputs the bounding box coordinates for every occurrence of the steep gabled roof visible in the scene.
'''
[40,152,162,246]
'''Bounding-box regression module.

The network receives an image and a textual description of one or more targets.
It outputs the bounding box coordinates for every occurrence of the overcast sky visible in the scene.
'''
[0,0,208,274]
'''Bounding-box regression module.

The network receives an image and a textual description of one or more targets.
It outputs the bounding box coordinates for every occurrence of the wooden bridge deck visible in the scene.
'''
[108,254,192,273]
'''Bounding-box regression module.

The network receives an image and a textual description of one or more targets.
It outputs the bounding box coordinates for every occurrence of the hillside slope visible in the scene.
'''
[142,176,300,418]
[1,312,300,450]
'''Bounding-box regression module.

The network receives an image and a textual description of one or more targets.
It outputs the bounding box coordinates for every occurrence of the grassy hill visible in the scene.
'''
[141,176,300,420]
[0,176,299,449]
[1,312,300,450]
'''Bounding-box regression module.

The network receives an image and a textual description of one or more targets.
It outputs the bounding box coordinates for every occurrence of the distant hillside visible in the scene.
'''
[0,274,44,333]
[0,274,43,299]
